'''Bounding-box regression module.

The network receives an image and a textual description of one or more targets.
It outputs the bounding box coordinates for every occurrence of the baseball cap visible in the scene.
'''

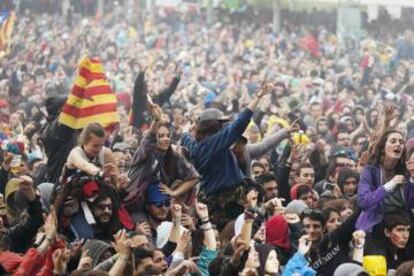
[146,182,170,203]
[198,108,230,123]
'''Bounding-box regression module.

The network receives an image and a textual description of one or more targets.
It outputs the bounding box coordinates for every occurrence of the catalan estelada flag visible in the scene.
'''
[0,2,16,59]
[59,57,119,129]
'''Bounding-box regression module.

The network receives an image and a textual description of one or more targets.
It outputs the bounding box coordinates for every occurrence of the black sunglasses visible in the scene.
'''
[152,200,171,208]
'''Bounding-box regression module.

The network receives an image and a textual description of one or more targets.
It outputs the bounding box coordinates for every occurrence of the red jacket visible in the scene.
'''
[0,240,65,276]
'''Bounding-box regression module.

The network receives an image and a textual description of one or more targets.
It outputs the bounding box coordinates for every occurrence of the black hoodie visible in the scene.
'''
[39,96,78,184]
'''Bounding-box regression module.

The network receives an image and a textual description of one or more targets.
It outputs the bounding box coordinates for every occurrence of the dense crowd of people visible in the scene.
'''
[0,2,414,275]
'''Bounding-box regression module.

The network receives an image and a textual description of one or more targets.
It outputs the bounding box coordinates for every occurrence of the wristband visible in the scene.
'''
[200,222,212,230]
[200,217,209,223]
[200,219,210,225]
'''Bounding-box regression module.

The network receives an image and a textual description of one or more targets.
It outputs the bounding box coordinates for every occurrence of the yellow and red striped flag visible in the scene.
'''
[0,7,16,59]
[59,57,119,129]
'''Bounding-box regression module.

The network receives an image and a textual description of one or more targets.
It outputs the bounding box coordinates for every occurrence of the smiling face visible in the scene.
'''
[92,197,113,224]
[384,132,405,160]
[157,126,170,152]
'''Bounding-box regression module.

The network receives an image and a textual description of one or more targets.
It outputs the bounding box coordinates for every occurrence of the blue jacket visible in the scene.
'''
[282,252,316,276]
[181,108,252,196]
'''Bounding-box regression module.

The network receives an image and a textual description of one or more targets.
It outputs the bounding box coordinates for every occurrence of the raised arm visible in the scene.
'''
[154,72,181,106]
[247,120,298,159]
[193,82,274,156]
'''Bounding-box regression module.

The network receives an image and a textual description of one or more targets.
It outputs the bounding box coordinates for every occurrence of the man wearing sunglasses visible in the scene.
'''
[134,183,182,254]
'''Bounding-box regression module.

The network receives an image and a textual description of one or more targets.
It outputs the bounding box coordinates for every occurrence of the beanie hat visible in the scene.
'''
[146,182,170,203]
[83,239,115,267]
[337,168,359,191]
[265,215,290,251]
[37,182,54,212]
[44,96,67,117]
[334,263,368,276]
[286,200,308,215]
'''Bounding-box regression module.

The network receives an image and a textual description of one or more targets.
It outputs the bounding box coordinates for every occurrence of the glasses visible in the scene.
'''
[98,204,113,212]
[153,201,171,208]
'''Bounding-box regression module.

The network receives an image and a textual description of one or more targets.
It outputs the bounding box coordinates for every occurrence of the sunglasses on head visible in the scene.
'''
[152,200,171,208]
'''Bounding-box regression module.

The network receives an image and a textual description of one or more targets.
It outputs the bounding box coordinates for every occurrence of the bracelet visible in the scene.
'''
[200,217,209,222]
[200,219,210,225]
[200,222,212,230]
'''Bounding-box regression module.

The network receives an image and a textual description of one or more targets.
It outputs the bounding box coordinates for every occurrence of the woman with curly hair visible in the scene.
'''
[356,105,413,232]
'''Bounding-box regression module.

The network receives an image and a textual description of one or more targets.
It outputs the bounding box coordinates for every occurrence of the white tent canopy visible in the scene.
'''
[293,0,414,7]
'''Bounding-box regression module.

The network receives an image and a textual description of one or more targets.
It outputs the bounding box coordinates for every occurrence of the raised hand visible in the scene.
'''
[352,230,366,248]
[175,230,192,254]
[159,184,176,197]
[44,206,58,241]
[181,214,196,232]
[171,204,183,222]
[384,104,398,123]
[257,81,274,98]
[149,103,162,122]
[112,229,133,259]
[245,189,259,208]
[52,248,71,275]
[19,175,37,201]
[136,222,152,236]
[287,119,300,133]
[77,249,93,270]
[298,235,312,255]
